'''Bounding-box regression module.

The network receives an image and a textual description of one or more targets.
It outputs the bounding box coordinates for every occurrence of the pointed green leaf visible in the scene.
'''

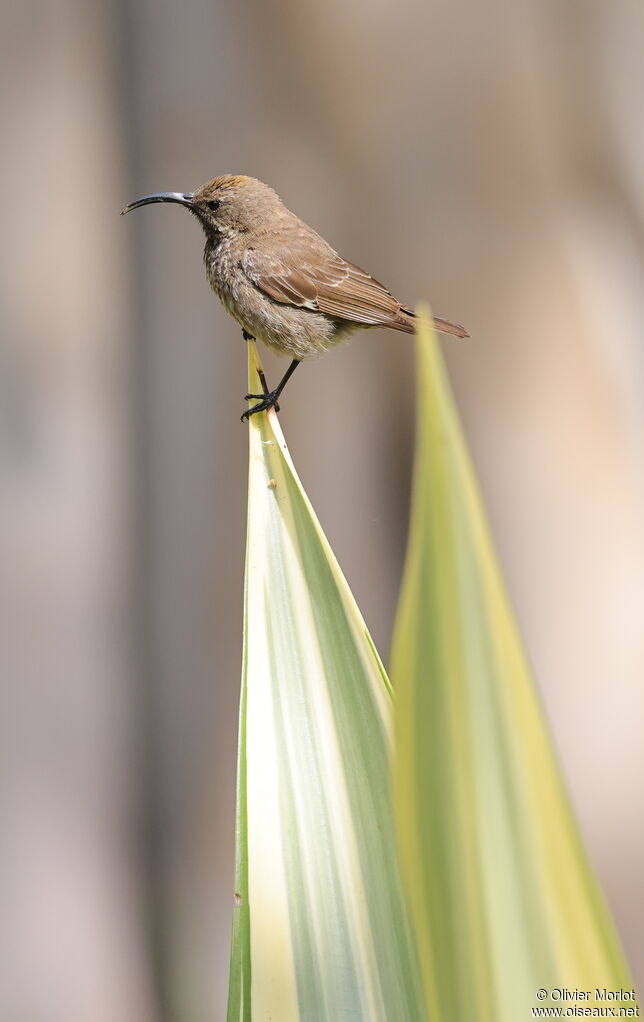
[227,343,425,1021]
[391,311,634,1021]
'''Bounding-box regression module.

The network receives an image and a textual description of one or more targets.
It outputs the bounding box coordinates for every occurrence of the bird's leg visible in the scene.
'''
[242,358,301,421]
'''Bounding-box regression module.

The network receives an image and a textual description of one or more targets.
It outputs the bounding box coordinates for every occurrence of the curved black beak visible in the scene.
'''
[121,191,194,215]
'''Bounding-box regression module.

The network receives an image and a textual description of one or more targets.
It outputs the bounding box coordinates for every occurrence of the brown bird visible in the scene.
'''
[122,175,468,419]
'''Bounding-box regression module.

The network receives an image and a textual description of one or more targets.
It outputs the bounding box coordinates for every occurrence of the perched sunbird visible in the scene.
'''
[122,175,468,419]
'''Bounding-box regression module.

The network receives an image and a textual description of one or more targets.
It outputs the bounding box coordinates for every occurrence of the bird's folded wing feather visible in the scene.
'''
[242,236,412,328]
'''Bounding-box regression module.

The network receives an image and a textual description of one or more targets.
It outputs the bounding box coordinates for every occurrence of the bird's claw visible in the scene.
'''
[241,391,281,421]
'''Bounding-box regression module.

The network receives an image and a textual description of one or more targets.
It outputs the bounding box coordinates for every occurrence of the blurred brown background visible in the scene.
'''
[1,0,643,1019]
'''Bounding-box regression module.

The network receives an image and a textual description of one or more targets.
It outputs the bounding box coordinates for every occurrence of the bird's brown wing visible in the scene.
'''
[242,236,414,332]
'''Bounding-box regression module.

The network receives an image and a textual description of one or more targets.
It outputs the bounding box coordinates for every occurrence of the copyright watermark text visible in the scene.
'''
[531,988,639,1017]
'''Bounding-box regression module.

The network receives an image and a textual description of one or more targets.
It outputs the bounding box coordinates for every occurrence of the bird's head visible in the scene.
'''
[121,175,285,239]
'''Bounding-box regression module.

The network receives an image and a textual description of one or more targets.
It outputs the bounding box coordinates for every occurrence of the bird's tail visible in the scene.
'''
[431,315,470,338]
[394,308,470,338]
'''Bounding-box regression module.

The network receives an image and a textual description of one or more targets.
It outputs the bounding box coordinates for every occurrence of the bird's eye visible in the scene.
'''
[206,199,221,211]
